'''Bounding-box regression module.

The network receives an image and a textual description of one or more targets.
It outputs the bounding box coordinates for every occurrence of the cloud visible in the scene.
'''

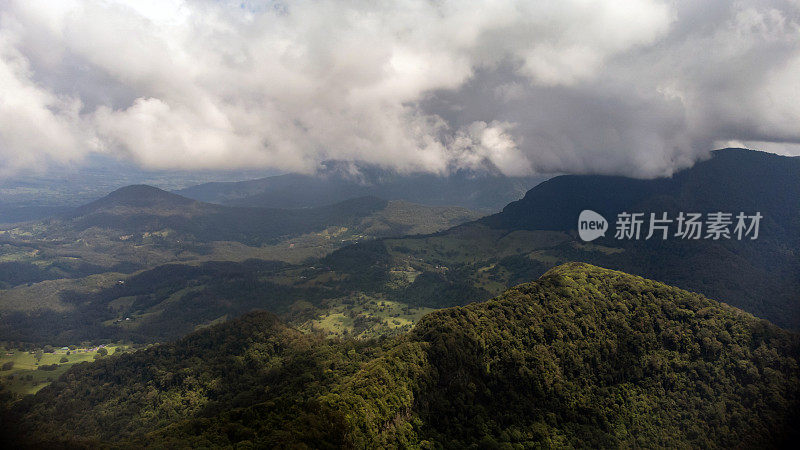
[0,18,91,177]
[0,0,798,178]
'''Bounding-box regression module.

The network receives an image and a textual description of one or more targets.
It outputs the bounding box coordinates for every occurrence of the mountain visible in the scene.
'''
[72,184,198,215]
[176,162,547,211]
[4,264,798,447]
[483,148,800,235]
[0,154,281,226]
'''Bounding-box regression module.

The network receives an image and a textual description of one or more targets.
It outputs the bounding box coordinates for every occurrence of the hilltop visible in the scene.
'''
[3,264,798,447]
[73,185,198,215]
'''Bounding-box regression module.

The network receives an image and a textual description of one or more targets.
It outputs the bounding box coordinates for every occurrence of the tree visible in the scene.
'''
[1,362,13,371]
[59,356,69,363]
[96,348,108,357]
[34,350,43,363]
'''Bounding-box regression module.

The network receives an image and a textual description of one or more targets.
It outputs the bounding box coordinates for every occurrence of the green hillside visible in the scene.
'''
[4,264,797,447]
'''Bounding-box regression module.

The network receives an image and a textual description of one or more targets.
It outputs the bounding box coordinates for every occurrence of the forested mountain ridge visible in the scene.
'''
[4,264,798,447]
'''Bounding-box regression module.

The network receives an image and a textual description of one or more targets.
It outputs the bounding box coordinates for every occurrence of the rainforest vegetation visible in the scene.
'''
[3,264,798,447]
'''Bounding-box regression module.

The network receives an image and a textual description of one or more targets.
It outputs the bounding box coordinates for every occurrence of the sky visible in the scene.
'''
[1,0,799,179]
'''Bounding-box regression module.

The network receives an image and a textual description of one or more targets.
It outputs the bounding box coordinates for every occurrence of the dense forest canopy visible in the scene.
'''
[3,264,798,447]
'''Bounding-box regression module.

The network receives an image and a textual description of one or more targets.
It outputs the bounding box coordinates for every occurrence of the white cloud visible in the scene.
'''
[0,0,798,178]
[0,21,92,176]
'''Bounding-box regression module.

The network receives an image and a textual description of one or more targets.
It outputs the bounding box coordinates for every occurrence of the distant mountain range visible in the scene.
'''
[0,205,74,224]
[66,184,390,246]
[176,162,547,211]
[5,264,798,447]
[1,160,534,224]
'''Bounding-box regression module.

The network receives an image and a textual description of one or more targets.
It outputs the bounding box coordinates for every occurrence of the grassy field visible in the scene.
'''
[0,345,127,395]
[299,295,435,339]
